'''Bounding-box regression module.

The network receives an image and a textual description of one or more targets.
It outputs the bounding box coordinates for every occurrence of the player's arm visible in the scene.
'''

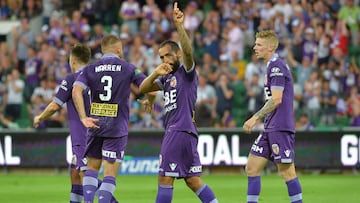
[72,83,100,128]
[139,63,172,93]
[173,2,193,70]
[243,89,283,133]
[72,84,86,119]
[253,89,283,120]
[33,101,61,128]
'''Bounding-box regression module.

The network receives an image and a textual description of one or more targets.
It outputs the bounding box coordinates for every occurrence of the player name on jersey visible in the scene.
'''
[95,64,122,72]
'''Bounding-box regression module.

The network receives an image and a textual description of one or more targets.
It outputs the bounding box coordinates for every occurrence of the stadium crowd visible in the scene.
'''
[0,0,359,130]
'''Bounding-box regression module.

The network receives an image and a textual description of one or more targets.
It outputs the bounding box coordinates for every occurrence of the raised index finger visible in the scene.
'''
[174,2,178,10]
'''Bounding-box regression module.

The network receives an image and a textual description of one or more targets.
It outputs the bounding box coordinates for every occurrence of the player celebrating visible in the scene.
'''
[139,2,218,203]
[33,44,118,203]
[243,30,303,203]
[72,35,153,203]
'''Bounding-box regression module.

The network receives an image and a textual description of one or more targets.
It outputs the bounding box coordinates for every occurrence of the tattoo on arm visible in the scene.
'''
[254,98,278,119]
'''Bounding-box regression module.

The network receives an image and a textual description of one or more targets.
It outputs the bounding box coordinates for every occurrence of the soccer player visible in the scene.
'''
[138,2,218,203]
[242,30,303,203]
[33,44,118,203]
[72,35,153,203]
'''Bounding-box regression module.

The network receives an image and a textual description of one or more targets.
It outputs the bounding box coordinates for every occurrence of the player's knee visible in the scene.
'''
[278,168,297,181]
[245,164,258,176]
[185,177,203,191]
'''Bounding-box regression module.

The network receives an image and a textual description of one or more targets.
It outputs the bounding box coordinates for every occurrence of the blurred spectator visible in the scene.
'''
[196,73,217,127]
[287,51,315,90]
[0,0,11,20]
[199,53,219,86]
[244,73,263,119]
[338,0,360,45]
[330,19,350,56]
[295,113,315,131]
[23,0,42,18]
[222,18,244,60]
[141,0,158,21]
[245,52,265,87]
[80,0,96,26]
[215,73,235,128]
[303,70,322,119]
[12,18,35,74]
[119,0,141,35]
[42,0,59,25]
[144,43,161,76]
[4,69,24,122]
[272,0,293,25]
[201,9,220,59]
[183,1,202,37]
[94,0,119,26]
[24,45,42,103]
[229,51,246,81]
[319,79,338,125]
[343,57,360,94]
[347,86,360,126]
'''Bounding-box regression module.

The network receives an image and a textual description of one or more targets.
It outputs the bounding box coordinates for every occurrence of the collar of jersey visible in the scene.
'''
[101,53,120,59]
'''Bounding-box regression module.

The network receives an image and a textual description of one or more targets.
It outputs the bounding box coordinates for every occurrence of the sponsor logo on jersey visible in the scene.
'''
[60,80,68,91]
[90,102,118,117]
[189,166,202,173]
[169,163,177,171]
[284,149,291,157]
[102,150,116,159]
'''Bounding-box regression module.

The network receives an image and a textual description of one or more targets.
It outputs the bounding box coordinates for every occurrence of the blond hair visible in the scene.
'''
[101,35,122,53]
[255,30,279,50]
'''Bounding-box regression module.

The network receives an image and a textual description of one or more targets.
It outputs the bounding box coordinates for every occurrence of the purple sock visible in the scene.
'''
[98,179,118,203]
[83,170,98,203]
[247,176,260,203]
[98,176,116,203]
[286,177,303,203]
[196,184,218,203]
[70,184,83,203]
[155,185,173,203]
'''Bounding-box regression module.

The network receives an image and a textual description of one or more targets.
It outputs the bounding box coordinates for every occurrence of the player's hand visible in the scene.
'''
[155,63,173,76]
[243,116,257,134]
[137,99,154,113]
[33,115,41,128]
[81,117,100,129]
[173,2,184,25]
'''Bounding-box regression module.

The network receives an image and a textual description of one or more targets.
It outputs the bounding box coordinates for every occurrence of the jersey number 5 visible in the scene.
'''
[99,75,112,101]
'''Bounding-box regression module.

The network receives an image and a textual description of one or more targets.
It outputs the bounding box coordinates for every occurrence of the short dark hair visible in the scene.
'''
[70,43,91,64]
[159,40,180,52]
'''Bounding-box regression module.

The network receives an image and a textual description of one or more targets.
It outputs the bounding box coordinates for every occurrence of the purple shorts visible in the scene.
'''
[249,131,295,163]
[71,145,87,171]
[84,136,127,163]
[159,130,202,178]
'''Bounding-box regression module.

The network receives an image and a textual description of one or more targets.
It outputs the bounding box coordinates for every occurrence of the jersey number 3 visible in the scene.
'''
[99,75,112,101]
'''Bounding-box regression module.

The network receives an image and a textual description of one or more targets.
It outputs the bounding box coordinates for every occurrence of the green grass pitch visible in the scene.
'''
[0,173,359,202]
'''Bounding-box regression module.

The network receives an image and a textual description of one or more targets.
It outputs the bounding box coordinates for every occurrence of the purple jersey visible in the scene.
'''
[25,58,42,84]
[263,54,295,133]
[54,68,90,146]
[74,53,146,138]
[156,65,198,135]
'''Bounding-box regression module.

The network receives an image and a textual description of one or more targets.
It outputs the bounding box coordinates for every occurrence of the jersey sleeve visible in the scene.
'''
[269,64,286,91]
[131,65,146,87]
[54,75,73,106]
[74,68,89,90]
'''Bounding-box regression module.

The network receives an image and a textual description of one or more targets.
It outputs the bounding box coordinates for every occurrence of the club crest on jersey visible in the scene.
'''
[60,80,68,91]
[272,144,279,155]
[170,76,177,87]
